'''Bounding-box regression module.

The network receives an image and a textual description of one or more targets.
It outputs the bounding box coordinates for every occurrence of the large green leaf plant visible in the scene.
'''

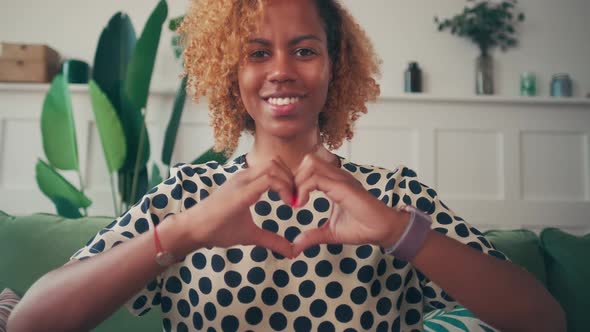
[36,2,227,218]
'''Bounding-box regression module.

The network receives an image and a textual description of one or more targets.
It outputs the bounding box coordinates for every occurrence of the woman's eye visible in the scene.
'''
[249,50,269,58]
[295,48,316,57]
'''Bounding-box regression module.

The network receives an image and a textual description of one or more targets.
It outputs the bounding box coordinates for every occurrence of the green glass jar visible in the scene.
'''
[520,72,536,96]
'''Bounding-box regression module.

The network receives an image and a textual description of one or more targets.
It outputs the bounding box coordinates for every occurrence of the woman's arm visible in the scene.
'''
[7,215,194,332]
[405,220,566,332]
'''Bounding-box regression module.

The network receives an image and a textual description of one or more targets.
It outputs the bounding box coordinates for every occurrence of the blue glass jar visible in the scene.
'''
[550,74,572,97]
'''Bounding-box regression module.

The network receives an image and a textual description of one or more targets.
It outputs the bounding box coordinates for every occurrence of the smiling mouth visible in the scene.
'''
[263,96,303,116]
[264,96,302,106]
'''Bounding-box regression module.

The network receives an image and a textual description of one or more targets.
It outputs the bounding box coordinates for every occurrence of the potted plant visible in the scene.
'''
[435,0,525,95]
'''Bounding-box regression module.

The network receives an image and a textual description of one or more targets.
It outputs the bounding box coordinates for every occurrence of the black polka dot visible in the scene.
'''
[360,311,374,329]
[204,302,216,321]
[409,180,422,194]
[221,315,239,332]
[284,226,301,242]
[211,254,225,272]
[313,197,330,212]
[273,270,289,288]
[161,296,172,313]
[377,259,386,276]
[181,166,195,177]
[392,193,400,206]
[152,194,169,209]
[489,250,507,260]
[262,287,278,305]
[303,245,320,258]
[340,257,357,274]
[399,179,407,189]
[298,280,316,298]
[317,217,328,227]
[177,322,188,332]
[356,245,373,259]
[165,277,182,294]
[180,267,192,284]
[405,287,422,304]
[344,163,357,172]
[325,281,343,298]
[276,205,293,220]
[385,178,396,191]
[405,308,421,325]
[213,173,226,186]
[434,227,448,235]
[455,223,470,237]
[315,260,333,277]
[237,286,255,304]
[247,267,266,285]
[192,253,206,269]
[468,241,483,252]
[189,289,199,306]
[376,321,389,332]
[194,166,206,174]
[192,312,203,329]
[216,289,233,307]
[357,265,374,283]
[293,316,312,332]
[393,258,409,269]
[251,246,268,262]
[141,197,150,213]
[177,299,190,317]
[245,307,263,325]
[368,188,382,198]
[262,219,279,233]
[184,197,197,209]
[227,248,243,263]
[90,239,105,253]
[430,301,446,309]
[121,231,134,238]
[296,209,313,225]
[282,294,301,312]
[182,180,198,193]
[164,176,177,185]
[291,260,308,278]
[199,277,212,294]
[309,299,327,318]
[200,189,209,200]
[318,321,335,332]
[386,274,402,292]
[350,286,367,305]
[132,295,147,310]
[416,197,433,213]
[360,166,372,174]
[269,312,287,331]
[134,218,149,234]
[370,280,382,297]
[254,201,272,216]
[402,194,412,205]
[366,173,381,185]
[423,285,436,298]
[335,304,353,323]
[327,244,343,255]
[224,271,242,288]
[200,176,212,187]
[376,297,392,316]
[268,190,280,201]
[150,213,160,226]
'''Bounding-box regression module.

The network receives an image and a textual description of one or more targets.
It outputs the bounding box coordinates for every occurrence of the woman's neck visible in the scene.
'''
[246,130,337,171]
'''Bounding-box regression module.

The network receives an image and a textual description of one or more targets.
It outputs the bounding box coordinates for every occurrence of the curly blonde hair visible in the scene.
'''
[178,0,381,156]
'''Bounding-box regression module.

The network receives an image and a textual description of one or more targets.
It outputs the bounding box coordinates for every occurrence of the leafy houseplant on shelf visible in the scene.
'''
[435,0,525,95]
[36,2,227,218]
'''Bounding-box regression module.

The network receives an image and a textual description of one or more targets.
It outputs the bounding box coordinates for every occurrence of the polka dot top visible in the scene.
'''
[71,154,507,332]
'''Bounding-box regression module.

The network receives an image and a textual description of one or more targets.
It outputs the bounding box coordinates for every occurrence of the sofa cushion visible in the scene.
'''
[484,229,547,286]
[0,211,161,332]
[0,288,21,332]
[424,305,499,331]
[540,228,590,332]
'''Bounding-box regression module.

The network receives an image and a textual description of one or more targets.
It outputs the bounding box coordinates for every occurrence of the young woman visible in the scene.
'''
[9,0,565,331]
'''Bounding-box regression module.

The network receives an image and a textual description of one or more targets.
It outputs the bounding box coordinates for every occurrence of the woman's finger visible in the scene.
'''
[250,227,294,259]
[292,220,334,257]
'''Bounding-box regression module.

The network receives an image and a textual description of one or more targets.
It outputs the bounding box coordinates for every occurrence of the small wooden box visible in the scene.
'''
[0,43,61,83]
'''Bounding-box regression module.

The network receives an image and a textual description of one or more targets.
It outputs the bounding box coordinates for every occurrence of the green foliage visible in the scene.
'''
[434,0,525,55]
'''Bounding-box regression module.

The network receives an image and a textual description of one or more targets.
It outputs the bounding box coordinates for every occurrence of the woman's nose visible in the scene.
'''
[267,52,296,83]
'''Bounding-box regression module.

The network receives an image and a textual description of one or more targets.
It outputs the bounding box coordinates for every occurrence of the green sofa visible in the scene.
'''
[1,211,588,331]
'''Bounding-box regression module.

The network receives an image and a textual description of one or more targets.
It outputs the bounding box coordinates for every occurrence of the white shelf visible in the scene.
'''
[1,82,590,106]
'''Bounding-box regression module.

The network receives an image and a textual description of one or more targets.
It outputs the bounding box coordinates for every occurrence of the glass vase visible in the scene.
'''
[475,53,494,95]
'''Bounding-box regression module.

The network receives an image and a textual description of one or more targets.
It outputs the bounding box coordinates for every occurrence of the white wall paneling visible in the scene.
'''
[0,84,589,235]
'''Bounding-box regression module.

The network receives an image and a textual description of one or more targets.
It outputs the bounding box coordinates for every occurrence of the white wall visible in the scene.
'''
[1,0,589,97]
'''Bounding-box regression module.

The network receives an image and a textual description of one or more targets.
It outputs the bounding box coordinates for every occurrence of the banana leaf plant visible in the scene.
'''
[36,1,226,218]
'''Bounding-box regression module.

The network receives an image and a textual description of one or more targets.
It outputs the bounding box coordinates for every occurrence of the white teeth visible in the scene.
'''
[268,97,300,105]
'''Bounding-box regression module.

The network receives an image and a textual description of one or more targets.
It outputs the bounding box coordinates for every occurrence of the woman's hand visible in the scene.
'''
[182,157,296,258]
[292,154,408,257]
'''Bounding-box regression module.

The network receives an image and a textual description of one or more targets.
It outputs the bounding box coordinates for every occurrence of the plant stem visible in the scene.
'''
[77,169,88,217]
[130,107,148,206]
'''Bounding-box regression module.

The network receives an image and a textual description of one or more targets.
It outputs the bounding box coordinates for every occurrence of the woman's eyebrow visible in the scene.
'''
[247,34,323,46]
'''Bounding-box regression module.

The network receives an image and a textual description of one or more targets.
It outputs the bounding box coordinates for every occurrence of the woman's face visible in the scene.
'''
[238,0,331,140]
